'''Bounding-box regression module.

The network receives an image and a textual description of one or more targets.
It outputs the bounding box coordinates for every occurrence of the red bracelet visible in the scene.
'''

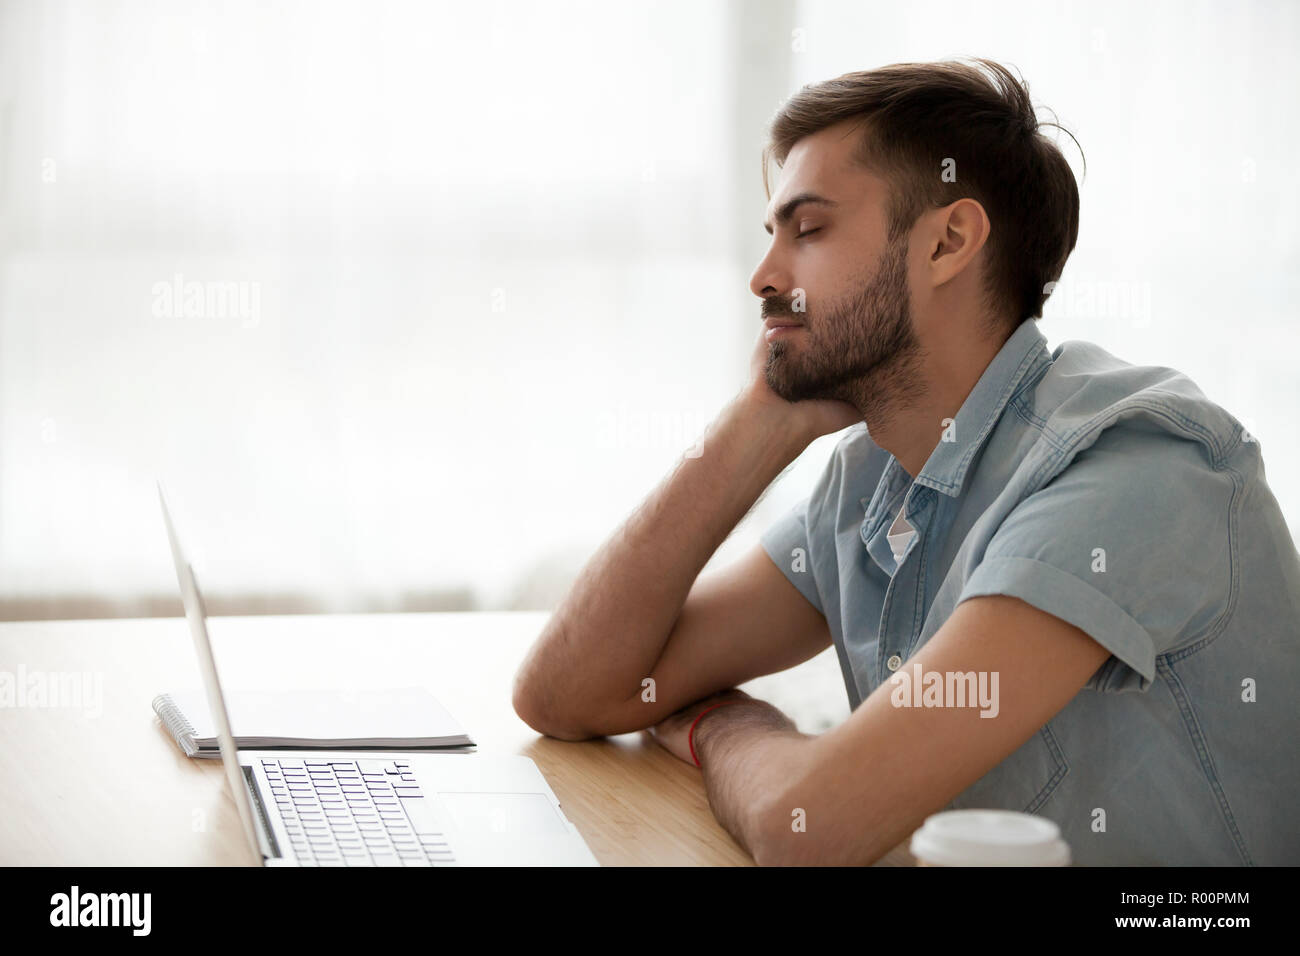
[688,701,745,767]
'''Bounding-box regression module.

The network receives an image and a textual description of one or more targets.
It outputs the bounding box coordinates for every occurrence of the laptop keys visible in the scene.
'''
[272,758,456,866]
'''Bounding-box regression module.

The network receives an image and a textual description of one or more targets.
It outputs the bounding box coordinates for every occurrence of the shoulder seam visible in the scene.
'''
[1052,396,1236,469]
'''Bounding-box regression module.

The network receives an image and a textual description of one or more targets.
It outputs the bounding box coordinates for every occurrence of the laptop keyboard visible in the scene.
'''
[261,758,457,867]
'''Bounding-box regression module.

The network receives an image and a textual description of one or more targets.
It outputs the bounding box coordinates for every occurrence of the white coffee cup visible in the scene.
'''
[909,809,1070,866]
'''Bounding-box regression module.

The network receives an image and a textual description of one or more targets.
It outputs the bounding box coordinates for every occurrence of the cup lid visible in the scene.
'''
[909,810,1071,866]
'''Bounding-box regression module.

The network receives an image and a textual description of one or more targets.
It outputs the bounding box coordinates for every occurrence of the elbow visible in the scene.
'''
[510,620,604,741]
[510,671,560,737]
[510,671,601,742]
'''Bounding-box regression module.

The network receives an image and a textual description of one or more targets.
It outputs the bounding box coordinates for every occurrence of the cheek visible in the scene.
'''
[794,266,842,316]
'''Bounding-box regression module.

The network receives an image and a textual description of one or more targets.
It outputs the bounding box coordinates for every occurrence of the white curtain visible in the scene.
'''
[0,0,805,617]
[2,0,1296,621]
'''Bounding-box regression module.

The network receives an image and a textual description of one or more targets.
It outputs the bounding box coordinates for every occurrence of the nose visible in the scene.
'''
[749,241,791,301]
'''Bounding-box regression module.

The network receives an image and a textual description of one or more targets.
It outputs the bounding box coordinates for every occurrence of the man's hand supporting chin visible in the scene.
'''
[648,688,817,866]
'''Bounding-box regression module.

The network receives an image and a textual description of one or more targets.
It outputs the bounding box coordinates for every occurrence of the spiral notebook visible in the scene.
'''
[152,686,475,758]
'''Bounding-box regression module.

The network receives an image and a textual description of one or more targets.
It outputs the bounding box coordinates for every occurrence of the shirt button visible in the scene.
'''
[886,654,902,672]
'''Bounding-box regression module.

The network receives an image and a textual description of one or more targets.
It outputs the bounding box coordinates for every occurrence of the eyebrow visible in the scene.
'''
[764,192,838,235]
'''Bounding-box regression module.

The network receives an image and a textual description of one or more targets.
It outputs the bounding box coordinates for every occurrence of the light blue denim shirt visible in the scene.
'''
[761,317,1300,865]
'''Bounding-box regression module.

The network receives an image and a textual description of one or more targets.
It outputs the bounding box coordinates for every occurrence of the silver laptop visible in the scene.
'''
[158,481,598,867]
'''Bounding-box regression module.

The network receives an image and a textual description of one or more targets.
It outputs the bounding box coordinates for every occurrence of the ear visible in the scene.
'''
[926,197,991,288]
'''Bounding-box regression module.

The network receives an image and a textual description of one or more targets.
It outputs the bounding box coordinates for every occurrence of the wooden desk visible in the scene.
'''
[0,612,915,866]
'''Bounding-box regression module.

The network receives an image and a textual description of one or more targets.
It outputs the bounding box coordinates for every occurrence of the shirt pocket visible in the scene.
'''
[943,720,1069,815]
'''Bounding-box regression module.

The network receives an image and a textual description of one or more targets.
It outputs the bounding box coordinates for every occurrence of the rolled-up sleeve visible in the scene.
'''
[759,428,866,617]
[760,499,825,616]
[956,424,1236,693]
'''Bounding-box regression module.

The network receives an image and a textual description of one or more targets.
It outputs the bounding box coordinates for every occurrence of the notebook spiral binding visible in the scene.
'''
[152,693,200,757]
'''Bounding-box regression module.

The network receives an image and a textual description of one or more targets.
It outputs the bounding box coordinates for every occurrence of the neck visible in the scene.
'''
[848,324,1010,479]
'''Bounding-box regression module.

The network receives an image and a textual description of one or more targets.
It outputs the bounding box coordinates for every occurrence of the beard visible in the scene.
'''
[762,234,926,427]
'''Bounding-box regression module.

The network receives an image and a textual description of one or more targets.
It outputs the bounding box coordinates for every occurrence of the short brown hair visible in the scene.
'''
[764,58,1082,331]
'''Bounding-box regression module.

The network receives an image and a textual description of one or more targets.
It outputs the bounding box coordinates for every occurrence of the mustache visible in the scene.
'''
[761,296,808,322]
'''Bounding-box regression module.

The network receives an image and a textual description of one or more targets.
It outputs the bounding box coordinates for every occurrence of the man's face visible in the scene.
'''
[752,121,922,406]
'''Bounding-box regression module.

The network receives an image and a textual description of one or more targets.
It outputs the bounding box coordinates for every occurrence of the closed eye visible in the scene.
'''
[796,227,821,240]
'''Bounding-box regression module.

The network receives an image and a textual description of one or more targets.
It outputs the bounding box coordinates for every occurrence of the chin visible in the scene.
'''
[765,371,811,403]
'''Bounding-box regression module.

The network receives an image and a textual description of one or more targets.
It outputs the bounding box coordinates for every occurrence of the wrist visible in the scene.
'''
[689,701,744,767]
[729,387,814,460]
[691,699,795,767]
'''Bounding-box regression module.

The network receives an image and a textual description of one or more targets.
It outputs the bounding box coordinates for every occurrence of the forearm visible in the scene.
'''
[513,392,807,737]
[693,700,813,861]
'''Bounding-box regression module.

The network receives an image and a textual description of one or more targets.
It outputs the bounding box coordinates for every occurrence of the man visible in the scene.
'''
[511,58,1300,865]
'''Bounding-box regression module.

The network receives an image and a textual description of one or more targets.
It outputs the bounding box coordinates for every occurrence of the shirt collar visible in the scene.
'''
[913,317,1050,499]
